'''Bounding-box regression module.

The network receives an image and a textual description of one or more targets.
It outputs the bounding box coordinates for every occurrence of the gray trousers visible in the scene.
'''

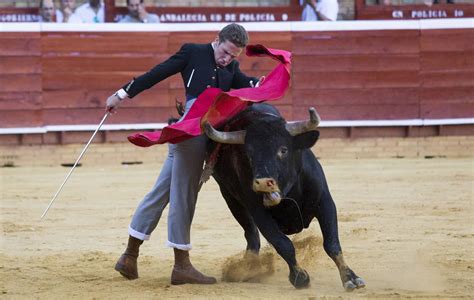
[128,99,207,250]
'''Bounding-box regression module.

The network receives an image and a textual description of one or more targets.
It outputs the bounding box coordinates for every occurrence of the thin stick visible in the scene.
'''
[40,112,110,220]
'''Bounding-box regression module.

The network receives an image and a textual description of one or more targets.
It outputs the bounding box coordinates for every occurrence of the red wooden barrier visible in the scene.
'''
[0,23,472,144]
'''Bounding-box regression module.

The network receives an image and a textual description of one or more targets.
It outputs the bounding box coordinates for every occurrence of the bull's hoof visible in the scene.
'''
[342,270,365,292]
[289,267,310,289]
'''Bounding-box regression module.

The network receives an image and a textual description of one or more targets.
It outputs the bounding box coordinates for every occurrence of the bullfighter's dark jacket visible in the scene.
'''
[122,43,258,100]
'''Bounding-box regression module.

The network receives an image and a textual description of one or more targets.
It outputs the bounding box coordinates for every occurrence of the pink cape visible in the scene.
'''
[128,44,291,147]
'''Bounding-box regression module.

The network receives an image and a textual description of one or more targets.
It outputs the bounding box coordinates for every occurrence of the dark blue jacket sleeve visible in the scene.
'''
[122,43,191,98]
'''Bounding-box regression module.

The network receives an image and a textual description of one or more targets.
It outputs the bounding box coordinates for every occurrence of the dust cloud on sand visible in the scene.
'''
[1,157,473,298]
[221,230,322,283]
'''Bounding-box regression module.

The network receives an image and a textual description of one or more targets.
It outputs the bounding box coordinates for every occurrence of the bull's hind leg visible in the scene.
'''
[220,188,260,253]
[316,192,365,291]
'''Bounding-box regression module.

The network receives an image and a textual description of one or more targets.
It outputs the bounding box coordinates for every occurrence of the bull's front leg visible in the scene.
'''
[250,208,310,289]
[219,186,260,253]
[316,191,365,291]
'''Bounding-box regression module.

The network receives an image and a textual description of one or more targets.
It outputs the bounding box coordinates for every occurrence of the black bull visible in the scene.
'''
[203,103,365,291]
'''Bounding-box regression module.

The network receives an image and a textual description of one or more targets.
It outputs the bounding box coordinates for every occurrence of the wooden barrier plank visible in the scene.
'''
[420,86,474,104]
[420,29,474,52]
[292,87,419,106]
[41,55,168,73]
[42,72,170,90]
[42,107,175,125]
[167,31,292,55]
[0,110,43,127]
[293,54,420,72]
[292,103,421,120]
[293,71,419,89]
[167,32,220,50]
[42,89,171,109]
[0,74,42,92]
[292,31,419,55]
[297,30,419,38]
[0,92,42,110]
[420,102,474,119]
[0,56,41,74]
[277,90,293,106]
[238,57,283,73]
[0,32,39,39]
[0,37,40,56]
[420,51,474,71]
[41,32,169,54]
[421,70,474,88]
[273,104,293,120]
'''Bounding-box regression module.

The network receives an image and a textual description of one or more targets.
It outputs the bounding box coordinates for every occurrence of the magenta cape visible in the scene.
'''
[127,44,291,147]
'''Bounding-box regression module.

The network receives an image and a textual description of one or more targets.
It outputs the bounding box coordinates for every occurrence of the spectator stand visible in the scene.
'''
[0,0,302,23]
[104,0,302,23]
[0,7,39,22]
[1,1,473,22]
[356,0,474,19]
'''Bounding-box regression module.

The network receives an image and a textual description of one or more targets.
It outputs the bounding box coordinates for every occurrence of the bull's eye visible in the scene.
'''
[277,146,288,159]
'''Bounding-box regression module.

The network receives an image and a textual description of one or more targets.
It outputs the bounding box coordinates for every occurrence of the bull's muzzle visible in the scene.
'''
[253,177,281,207]
[253,177,279,192]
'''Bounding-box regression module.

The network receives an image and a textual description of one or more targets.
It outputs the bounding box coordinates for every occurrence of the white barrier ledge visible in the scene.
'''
[44,123,166,132]
[321,118,474,127]
[1,19,473,33]
[1,118,472,135]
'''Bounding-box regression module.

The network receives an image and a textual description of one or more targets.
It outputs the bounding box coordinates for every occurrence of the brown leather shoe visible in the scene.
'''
[171,265,217,285]
[115,254,138,280]
[115,235,143,280]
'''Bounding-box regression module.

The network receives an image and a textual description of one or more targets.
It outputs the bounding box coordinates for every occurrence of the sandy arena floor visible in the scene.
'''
[1,156,473,299]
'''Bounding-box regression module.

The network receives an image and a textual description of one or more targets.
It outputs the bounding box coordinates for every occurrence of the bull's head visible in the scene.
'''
[204,107,321,208]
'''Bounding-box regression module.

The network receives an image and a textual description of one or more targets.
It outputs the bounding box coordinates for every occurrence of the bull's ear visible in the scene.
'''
[293,130,320,150]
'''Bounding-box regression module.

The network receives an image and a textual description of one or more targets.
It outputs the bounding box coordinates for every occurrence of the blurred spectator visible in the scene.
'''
[317,0,339,21]
[39,0,56,22]
[56,0,80,23]
[378,0,454,4]
[70,0,104,23]
[120,0,159,23]
[423,0,454,5]
[301,0,318,21]
[301,0,339,21]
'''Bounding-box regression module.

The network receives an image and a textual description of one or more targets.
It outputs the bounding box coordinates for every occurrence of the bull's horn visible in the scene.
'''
[203,122,246,144]
[285,107,321,136]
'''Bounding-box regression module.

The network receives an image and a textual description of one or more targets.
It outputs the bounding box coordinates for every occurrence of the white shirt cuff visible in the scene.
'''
[116,88,129,100]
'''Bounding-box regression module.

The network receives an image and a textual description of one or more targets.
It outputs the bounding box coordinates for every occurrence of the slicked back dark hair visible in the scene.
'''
[218,23,249,48]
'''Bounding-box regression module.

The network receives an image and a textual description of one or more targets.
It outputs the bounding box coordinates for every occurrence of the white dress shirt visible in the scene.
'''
[70,1,105,23]
[317,0,339,21]
[55,9,81,23]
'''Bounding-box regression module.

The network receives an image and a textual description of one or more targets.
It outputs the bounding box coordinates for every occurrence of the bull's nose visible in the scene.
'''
[253,177,279,193]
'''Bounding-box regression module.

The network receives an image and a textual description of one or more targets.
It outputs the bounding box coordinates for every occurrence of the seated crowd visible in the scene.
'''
[40,0,159,23]
[40,0,341,23]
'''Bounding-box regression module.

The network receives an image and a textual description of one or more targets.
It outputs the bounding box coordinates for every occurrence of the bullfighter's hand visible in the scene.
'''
[255,76,265,87]
[138,4,149,22]
[105,94,121,113]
